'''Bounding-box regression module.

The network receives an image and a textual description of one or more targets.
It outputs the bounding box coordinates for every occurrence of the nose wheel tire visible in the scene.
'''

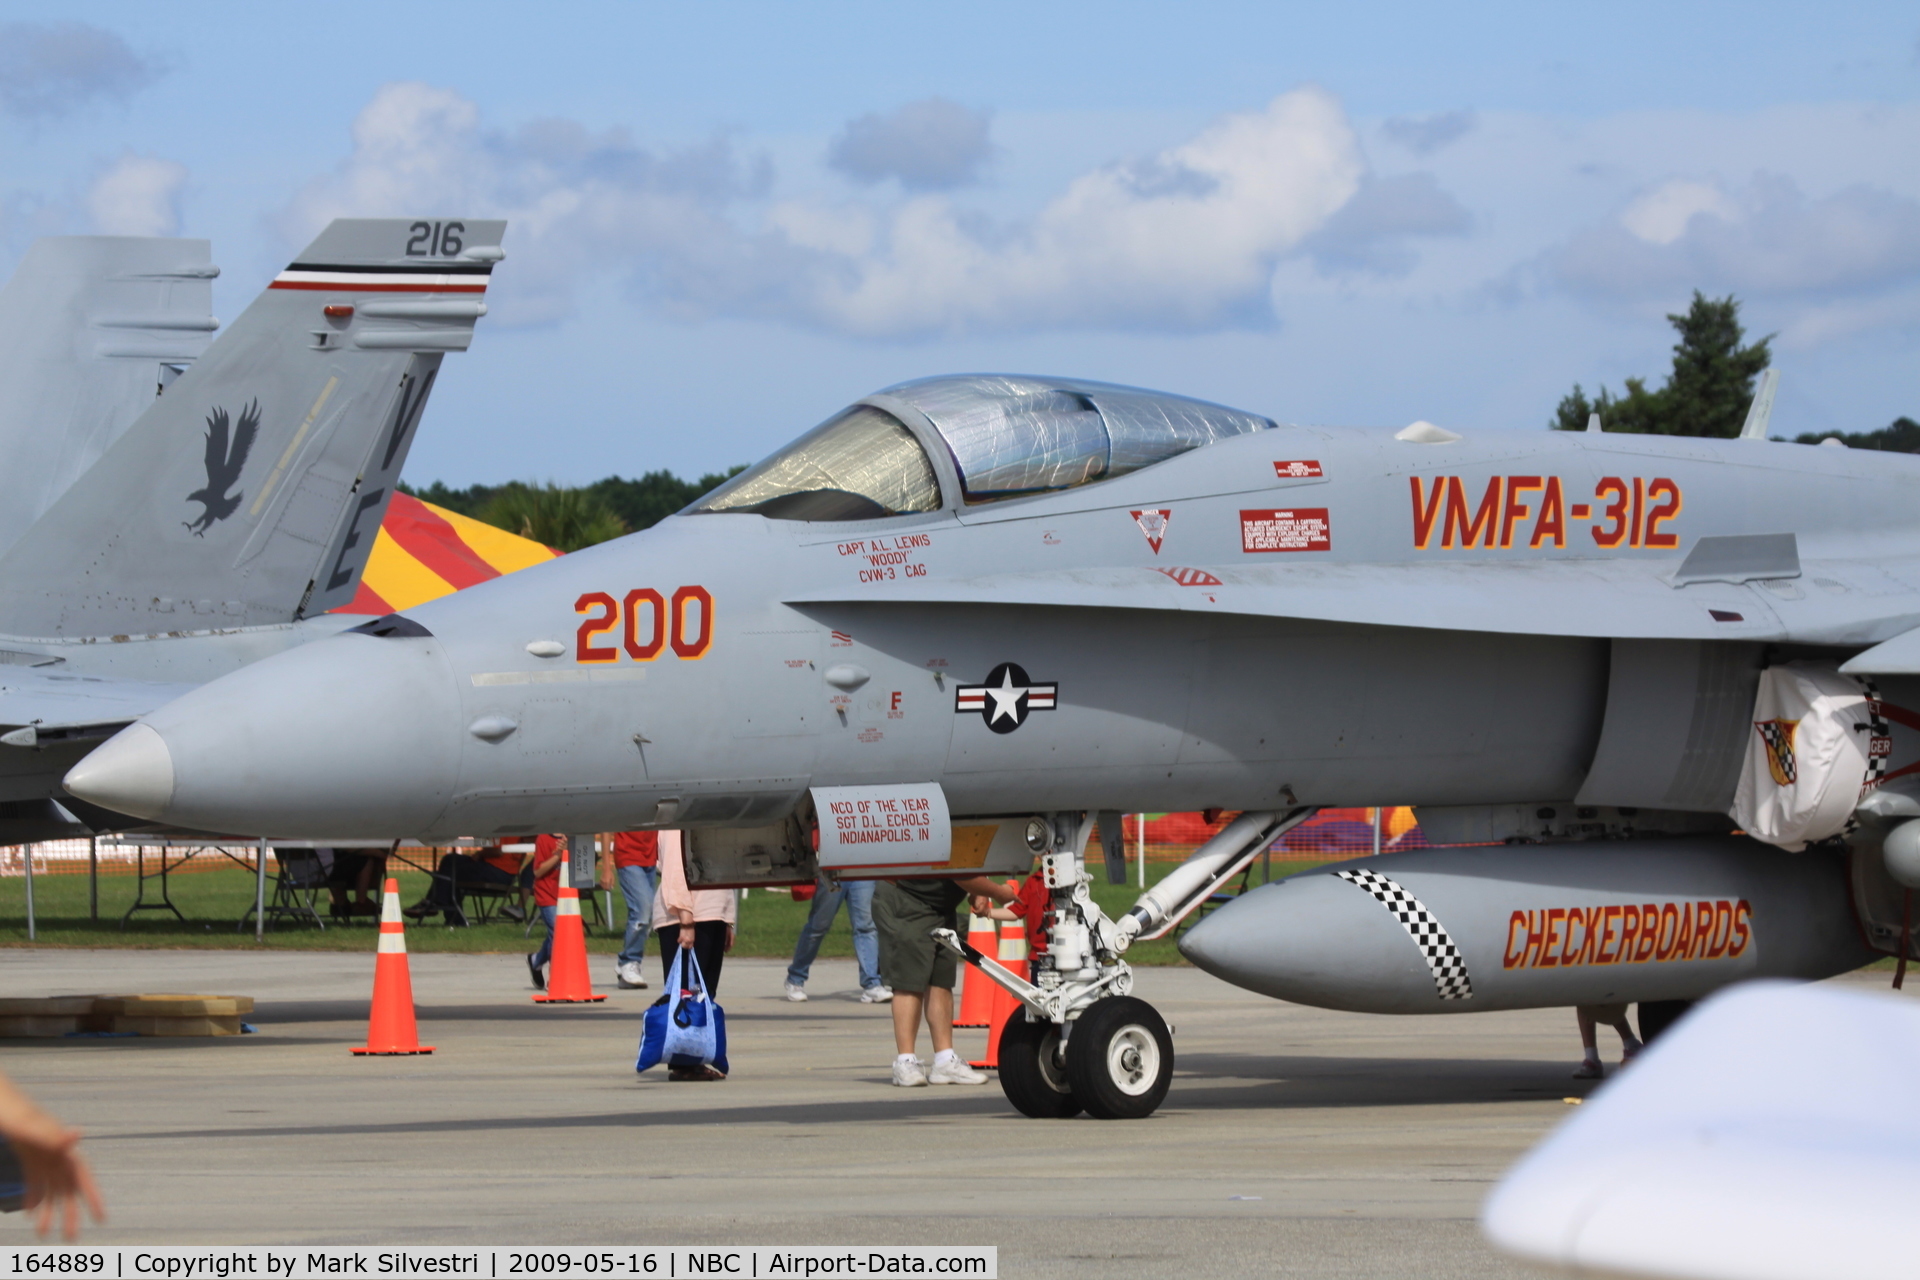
[1064,995,1173,1120]
[998,1014,1083,1119]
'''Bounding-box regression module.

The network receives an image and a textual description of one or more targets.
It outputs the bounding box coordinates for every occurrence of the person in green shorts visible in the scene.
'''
[875,875,1018,1087]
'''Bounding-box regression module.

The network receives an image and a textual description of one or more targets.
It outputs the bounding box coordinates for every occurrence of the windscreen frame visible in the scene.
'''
[688,401,956,523]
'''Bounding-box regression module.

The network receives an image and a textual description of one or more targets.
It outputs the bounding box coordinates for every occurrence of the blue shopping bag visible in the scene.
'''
[635,947,728,1075]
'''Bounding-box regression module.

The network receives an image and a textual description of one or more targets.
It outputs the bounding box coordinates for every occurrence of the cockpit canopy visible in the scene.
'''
[695,374,1274,522]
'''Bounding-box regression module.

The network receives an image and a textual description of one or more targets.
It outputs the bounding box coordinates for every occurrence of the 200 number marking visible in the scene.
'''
[577,587,713,663]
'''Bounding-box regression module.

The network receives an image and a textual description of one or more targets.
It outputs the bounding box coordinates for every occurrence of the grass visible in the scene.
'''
[0,856,1331,965]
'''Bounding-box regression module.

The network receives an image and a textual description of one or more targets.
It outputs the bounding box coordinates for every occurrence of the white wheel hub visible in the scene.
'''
[1105,1023,1160,1096]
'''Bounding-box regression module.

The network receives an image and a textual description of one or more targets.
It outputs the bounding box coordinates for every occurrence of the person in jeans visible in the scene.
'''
[608,831,659,989]
[653,830,735,1080]
[783,872,890,1004]
[524,834,567,991]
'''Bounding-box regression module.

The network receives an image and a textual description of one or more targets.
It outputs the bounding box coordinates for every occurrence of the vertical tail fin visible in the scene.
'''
[0,237,218,555]
[0,219,505,638]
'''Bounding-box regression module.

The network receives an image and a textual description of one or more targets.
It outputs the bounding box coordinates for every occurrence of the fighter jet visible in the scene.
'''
[0,218,502,843]
[64,372,1920,1118]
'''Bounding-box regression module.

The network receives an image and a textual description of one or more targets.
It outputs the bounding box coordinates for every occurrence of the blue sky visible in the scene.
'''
[3,2,1918,485]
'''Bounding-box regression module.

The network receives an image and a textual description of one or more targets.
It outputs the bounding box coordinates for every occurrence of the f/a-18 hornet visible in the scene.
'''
[67,371,1920,1119]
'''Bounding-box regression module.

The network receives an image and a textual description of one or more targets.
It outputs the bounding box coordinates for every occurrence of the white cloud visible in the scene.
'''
[0,21,163,119]
[282,82,769,326]
[769,88,1367,334]
[1549,172,1920,303]
[287,83,1381,337]
[1619,179,1739,245]
[827,98,993,191]
[86,153,187,236]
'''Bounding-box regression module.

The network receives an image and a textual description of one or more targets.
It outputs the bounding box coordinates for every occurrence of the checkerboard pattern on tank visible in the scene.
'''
[1334,867,1474,1001]
[1861,676,1890,793]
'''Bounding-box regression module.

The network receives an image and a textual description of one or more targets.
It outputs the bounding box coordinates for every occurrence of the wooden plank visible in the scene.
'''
[110,1014,245,1037]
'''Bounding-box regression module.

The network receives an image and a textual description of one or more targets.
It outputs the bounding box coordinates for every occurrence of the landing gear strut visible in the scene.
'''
[935,808,1313,1120]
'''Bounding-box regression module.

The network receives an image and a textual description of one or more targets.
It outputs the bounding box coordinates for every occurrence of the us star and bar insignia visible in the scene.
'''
[955,662,1058,734]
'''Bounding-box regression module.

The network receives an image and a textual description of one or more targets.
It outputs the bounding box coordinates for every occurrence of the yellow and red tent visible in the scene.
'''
[334,492,560,616]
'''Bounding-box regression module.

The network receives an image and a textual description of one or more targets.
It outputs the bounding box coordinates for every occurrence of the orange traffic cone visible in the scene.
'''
[534,853,606,1004]
[352,878,433,1055]
[954,911,1000,1028]
[970,914,1030,1070]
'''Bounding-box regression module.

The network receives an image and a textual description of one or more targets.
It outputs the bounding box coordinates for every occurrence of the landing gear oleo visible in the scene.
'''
[934,809,1310,1120]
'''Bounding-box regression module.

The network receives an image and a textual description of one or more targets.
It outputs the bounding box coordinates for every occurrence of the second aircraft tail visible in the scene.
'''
[0,218,505,639]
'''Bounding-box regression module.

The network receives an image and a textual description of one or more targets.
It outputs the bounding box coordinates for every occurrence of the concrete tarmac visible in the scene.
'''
[9,947,1861,1276]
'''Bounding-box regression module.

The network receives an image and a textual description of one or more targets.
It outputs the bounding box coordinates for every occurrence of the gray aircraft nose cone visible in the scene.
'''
[81,626,468,838]
[65,722,176,819]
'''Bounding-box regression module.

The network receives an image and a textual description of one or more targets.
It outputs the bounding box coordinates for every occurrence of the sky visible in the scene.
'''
[2,1,1917,486]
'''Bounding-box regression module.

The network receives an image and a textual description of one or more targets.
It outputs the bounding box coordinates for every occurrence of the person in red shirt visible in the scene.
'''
[609,831,658,990]
[972,872,1052,957]
[525,834,567,991]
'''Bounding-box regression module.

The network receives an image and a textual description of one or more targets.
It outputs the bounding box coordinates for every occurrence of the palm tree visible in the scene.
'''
[478,483,629,551]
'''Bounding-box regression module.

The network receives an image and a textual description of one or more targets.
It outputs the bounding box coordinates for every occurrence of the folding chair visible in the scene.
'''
[453,863,529,926]
[422,856,528,927]
[241,848,328,931]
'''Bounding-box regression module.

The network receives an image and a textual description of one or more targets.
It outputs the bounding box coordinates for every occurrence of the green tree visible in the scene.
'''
[1793,417,1920,452]
[1552,292,1772,437]
[476,483,629,552]
[401,466,746,536]
[586,466,748,531]
[398,479,501,518]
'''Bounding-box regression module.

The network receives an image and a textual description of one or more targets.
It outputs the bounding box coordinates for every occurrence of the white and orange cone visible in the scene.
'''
[352,878,434,1055]
[970,910,1030,1070]
[534,854,606,1004]
[954,910,999,1029]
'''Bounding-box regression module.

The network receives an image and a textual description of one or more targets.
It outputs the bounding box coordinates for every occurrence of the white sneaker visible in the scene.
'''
[616,962,648,989]
[783,982,808,1002]
[927,1055,988,1085]
[891,1056,928,1087]
[860,984,894,1004]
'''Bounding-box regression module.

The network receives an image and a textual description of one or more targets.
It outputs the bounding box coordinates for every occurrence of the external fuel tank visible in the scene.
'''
[1178,838,1873,1014]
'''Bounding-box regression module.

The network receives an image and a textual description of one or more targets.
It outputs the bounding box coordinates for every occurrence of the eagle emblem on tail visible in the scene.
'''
[184,400,261,536]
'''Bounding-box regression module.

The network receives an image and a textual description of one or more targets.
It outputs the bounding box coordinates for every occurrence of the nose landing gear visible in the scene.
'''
[937,808,1309,1119]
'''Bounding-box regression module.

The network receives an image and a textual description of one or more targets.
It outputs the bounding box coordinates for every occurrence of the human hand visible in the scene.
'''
[0,1073,104,1243]
[725,925,735,953]
[678,930,695,950]
[18,1127,104,1241]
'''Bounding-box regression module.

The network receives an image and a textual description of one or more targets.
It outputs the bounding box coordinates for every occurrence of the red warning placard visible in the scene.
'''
[1240,508,1331,553]
[1273,460,1324,478]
